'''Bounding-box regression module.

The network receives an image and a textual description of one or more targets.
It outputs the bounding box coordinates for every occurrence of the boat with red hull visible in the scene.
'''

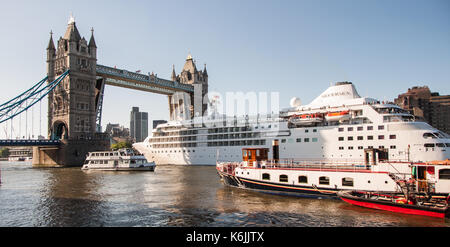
[339,190,449,218]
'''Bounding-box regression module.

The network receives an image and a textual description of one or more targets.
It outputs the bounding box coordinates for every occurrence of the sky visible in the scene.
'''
[0,0,449,138]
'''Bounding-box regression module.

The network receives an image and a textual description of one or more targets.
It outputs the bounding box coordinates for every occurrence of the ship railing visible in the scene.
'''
[263,159,369,172]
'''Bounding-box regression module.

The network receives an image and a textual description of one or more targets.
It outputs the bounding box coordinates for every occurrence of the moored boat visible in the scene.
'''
[338,190,449,218]
[82,148,156,171]
[217,145,450,199]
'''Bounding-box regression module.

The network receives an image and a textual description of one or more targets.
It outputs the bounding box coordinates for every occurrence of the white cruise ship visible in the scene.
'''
[133,82,450,165]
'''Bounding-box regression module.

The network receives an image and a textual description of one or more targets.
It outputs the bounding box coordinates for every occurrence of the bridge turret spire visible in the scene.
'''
[47,31,55,51]
[63,14,81,42]
[171,64,177,81]
[89,27,97,48]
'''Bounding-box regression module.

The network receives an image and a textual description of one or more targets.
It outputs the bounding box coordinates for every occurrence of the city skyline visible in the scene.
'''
[0,0,449,138]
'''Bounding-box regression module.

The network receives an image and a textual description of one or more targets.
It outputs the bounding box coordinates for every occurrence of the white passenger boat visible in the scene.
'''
[82,148,156,171]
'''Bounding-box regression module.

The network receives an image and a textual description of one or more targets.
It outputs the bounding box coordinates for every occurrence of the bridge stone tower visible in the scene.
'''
[169,54,209,120]
[33,16,109,167]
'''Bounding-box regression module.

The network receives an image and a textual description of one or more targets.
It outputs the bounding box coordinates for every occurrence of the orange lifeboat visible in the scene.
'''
[325,110,350,122]
[289,113,324,126]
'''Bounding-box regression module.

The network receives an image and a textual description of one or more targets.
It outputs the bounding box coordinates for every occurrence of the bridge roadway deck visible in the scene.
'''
[96,64,194,95]
[0,139,60,146]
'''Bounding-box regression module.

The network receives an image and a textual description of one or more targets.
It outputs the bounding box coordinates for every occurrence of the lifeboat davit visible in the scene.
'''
[325,110,350,122]
[289,113,323,126]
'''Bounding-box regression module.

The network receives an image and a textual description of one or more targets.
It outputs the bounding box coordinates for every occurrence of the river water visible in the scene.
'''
[0,161,448,227]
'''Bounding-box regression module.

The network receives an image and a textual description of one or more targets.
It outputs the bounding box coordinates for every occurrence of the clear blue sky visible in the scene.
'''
[0,0,449,137]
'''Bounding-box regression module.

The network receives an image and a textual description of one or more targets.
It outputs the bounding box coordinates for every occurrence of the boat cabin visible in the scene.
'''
[414,159,450,194]
[242,148,269,167]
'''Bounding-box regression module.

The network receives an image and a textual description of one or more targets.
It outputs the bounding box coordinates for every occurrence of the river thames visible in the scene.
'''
[0,161,448,227]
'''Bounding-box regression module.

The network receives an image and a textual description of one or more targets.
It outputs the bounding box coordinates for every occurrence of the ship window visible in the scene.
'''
[348,127,353,131]
[378,135,384,140]
[304,138,310,142]
[357,126,363,131]
[305,129,309,133]
[298,176,308,184]
[312,138,318,142]
[358,146,364,150]
[262,173,270,180]
[439,169,450,180]
[338,137,344,141]
[389,135,396,139]
[281,139,286,143]
[348,146,353,150]
[423,132,437,139]
[367,136,373,140]
[339,147,344,150]
[378,125,384,130]
[319,176,330,185]
[357,136,363,140]
[348,136,353,141]
[296,138,302,142]
[313,129,317,132]
[342,177,354,187]
[436,143,445,148]
[424,143,435,148]
[390,145,396,149]
[338,128,344,132]
[279,175,288,183]
[367,126,373,130]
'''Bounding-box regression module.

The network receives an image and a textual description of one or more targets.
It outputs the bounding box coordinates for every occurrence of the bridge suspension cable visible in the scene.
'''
[0,70,69,125]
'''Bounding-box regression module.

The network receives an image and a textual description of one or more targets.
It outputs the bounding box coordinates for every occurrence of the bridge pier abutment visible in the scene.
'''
[32,138,110,168]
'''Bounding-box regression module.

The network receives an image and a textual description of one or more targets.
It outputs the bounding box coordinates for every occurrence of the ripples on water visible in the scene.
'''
[0,161,448,227]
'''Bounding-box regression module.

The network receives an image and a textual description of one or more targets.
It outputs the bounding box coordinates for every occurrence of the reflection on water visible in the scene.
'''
[0,161,448,227]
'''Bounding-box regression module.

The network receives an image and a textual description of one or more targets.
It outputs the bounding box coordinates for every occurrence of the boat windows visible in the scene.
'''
[313,129,317,132]
[367,136,373,140]
[319,176,330,185]
[439,169,450,180]
[348,127,353,131]
[445,143,450,147]
[348,146,353,150]
[423,132,437,139]
[390,145,396,149]
[357,136,363,140]
[378,125,384,130]
[338,137,344,141]
[262,173,270,180]
[342,177,354,187]
[357,126,363,131]
[304,138,310,142]
[436,143,445,148]
[367,126,373,130]
[358,146,364,150]
[378,135,384,140]
[312,138,318,142]
[339,147,344,150]
[389,135,396,139]
[305,129,309,133]
[296,138,302,143]
[424,143,435,148]
[298,176,308,184]
[279,175,288,183]
[338,128,344,132]
[281,139,286,143]
[348,136,353,141]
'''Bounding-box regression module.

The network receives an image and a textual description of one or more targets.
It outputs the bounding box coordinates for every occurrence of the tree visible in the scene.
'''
[111,141,132,150]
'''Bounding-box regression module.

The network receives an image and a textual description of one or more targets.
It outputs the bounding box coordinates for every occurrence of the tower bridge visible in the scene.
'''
[0,17,209,167]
